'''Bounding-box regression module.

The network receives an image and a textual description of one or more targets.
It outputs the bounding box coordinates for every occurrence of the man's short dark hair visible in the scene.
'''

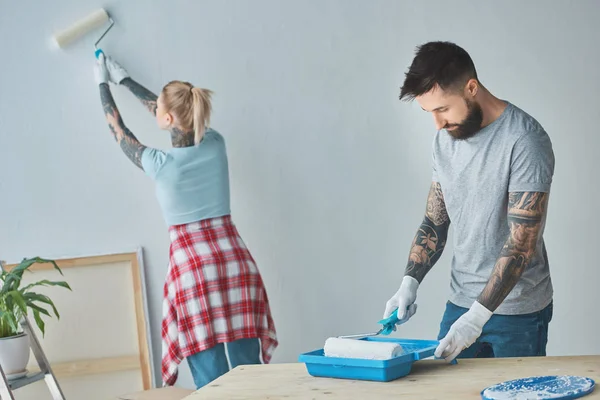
[399,41,478,101]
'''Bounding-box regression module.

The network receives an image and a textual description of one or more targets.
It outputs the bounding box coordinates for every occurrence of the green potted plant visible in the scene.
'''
[0,257,71,379]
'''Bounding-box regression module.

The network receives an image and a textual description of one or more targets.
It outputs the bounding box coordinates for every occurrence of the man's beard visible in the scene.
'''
[445,99,483,140]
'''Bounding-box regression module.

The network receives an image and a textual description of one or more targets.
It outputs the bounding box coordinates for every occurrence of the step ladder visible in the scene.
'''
[0,317,66,399]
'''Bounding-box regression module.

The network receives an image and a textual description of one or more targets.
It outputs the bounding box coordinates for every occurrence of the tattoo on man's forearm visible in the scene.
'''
[478,192,548,311]
[121,78,158,115]
[426,183,450,225]
[99,83,146,169]
[405,183,451,283]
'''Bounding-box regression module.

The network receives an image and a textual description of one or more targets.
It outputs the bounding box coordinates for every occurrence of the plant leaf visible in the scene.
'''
[0,310,19,337]
[6,290,28,317]
[24,293,58,318]
[32,309,45,337]
[8,258,41,279]
[12,257,63,277]
[20,279,72,293]
[1,258,64,295]
[1,271,24,295]
[27,302,51,317]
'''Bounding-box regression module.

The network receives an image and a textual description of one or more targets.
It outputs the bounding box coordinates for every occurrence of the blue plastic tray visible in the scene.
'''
[298,337,442,382]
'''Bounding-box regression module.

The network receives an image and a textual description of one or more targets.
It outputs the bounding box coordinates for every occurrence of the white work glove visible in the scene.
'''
[383,276,419,324]
[104,55,130,84]
[94,53,109,85]
[435,301,493,362]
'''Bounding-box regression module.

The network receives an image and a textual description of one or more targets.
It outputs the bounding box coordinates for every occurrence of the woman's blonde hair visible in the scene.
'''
[161,80,213,145]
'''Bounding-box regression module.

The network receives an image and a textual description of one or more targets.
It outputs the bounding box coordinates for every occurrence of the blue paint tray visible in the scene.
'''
[298,337,444,382]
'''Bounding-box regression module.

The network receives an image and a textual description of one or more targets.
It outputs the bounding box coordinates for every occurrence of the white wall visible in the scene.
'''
[1,0,599,389]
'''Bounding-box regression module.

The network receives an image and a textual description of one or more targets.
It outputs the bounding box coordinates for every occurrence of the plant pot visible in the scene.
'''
[0,332,30,377]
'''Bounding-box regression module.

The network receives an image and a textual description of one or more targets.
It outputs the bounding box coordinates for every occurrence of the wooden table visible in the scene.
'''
[184,356,600,399]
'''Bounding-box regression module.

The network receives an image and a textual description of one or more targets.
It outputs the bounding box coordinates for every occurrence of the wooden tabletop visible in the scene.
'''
[184,355,600,399]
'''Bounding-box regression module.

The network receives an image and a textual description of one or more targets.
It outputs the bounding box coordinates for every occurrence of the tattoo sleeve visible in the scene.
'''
[477,192,548,311]
[404,182,451,283]
[121,78,158,116]
[99,83,147,169]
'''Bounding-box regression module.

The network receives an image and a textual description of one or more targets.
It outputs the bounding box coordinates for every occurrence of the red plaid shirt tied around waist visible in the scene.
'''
[161,215,278,385]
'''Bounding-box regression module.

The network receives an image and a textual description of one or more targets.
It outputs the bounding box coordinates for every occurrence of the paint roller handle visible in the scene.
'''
[95,48,105,59]
[377,304,415,334]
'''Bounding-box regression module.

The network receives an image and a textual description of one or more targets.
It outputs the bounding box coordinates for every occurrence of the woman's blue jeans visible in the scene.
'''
[186,338,262,389]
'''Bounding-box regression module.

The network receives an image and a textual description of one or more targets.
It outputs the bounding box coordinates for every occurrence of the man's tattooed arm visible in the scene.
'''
[404,182,451,283]
[99,83,146,169]
[120,78,158,116]
[477,192,549,311]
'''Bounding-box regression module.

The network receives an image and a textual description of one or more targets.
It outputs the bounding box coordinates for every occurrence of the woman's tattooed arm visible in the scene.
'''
[121,78,158,116]
[99,83,146,169]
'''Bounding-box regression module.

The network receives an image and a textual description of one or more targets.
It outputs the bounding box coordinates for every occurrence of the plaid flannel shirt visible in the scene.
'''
[160,216,278,386]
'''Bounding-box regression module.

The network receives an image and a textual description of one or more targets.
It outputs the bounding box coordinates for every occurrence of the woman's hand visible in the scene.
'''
[105,55,130,84]
[98,53,158,116]
[94,54,110,85]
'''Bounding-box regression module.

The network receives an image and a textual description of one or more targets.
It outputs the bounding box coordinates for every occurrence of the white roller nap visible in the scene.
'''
[323,337,404,360]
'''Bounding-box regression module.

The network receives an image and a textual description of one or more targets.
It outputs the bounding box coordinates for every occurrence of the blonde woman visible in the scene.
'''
[93,54,278,389]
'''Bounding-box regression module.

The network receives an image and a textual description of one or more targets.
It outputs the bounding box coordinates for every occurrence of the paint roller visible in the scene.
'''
[52,8,115,58]
[321,307,412,360]
[324,337,404,360]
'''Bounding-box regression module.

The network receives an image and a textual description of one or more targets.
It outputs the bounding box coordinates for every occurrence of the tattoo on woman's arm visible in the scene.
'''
[477,192,548,311]
[121,78,158,116]
[99,83,146,169]
[405,183,451,283]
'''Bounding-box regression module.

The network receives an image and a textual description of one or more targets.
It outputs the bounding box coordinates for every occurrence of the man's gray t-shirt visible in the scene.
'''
[432,101,555,315]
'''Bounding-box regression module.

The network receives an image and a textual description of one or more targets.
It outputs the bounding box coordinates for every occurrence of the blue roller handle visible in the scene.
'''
[95,48,104,59]
[377,307,409,335]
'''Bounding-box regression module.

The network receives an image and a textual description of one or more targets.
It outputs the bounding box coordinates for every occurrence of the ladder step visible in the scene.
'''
[8,371,45,390]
